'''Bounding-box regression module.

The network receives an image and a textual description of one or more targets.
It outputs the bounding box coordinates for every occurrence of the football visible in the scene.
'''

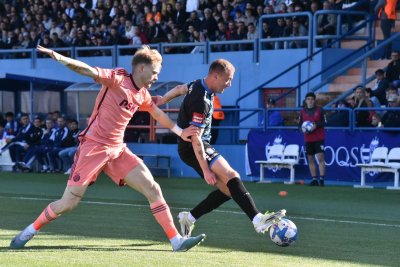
[269,218,298,247]
[301,121,314,133]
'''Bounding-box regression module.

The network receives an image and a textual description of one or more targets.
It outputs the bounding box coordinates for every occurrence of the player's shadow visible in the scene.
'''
[3,243,170,252]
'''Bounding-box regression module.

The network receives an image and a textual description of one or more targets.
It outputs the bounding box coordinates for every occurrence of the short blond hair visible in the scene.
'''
[131,45,162,67]
[208,59,235,75]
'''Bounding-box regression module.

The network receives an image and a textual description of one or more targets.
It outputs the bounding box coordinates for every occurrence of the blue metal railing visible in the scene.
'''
[236,10,373,121]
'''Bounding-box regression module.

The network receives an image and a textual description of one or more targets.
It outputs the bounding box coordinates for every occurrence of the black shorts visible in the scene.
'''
[178,141,221,178]
[305,140,325,156]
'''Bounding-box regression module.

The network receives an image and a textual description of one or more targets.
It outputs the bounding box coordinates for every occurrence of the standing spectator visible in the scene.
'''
[375,0,397,59]
[386,51,400,83]
[210,95,224,144]
[259,98,284,127]
[299,92,327,186]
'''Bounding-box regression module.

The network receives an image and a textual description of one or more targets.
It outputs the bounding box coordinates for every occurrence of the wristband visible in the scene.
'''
[171,124,183,137]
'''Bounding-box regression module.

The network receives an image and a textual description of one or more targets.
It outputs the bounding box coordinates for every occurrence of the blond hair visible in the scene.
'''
[131,45,162,68]
[208,59,235,75]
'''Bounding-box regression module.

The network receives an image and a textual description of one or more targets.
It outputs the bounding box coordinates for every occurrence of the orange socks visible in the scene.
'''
[33,204,59,231]
[150,199,178,239]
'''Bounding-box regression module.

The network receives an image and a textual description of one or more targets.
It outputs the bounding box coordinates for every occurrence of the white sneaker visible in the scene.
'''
[178,212,195,237]
[254,209,287,234]
[64,168,71,175]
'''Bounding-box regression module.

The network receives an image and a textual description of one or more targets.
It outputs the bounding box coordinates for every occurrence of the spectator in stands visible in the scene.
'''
[370,113,382,127]
[375,0,397,59]
[15,117,45,172]
[201,8,218,40]
[385,51,400,83]
[47,116,70,172]
[289,18,308,48]
[372,69,389,105]
[259,98,284,127]
[299,92,327,186]
[184,11,202,32]
[353,86,371,127]
[326,99,350,127]
[246,23,258,40]
[317,1,336,46]
[260,21,273,50]
[381,94,400,127]
[365,87,381,109]
[174,1,188,28]
[59,119,80,175]
[2,112,18,140]
[35,119,55,173]
[0,114,40,164]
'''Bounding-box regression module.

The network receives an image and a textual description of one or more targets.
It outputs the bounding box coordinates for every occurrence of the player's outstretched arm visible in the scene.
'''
[154,84,188,106]
[36,45,98,79]
[148,105,199,141]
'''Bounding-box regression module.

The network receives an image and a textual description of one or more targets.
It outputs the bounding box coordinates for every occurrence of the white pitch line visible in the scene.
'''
[2,195,400,229]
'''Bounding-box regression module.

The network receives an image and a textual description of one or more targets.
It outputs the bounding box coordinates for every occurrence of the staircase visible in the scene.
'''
[320,13,400,102]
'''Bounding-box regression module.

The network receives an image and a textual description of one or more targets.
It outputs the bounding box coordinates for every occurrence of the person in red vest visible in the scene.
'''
[210,95,224,144]
[375,0,398,59]
[299,92,327,186]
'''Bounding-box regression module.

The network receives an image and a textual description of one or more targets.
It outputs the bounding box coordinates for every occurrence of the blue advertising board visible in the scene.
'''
[247,129,400,183]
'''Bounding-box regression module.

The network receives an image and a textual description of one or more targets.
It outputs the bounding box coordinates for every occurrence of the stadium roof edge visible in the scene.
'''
[65,81,184,92]
[3,73,72,86]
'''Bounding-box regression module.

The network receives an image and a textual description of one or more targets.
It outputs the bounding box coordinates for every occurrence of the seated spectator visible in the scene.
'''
[326,100,350,127]
[370,113,382,128]
[59,119,80,174]
[34,119,56,173]
[14,116,45,172]
[259,98,284,127]
[0,114,40,165]
[2,112,18,140]
[289,18,308,49]
[47,116,70,172]
[317,1,336,46]
[381,95,400,127]
[372,69,389,106]
[353,86,370,127]
[386,51,400,83]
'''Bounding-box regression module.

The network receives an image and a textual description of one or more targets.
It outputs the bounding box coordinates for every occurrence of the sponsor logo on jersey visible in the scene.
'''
[192,112,205,124]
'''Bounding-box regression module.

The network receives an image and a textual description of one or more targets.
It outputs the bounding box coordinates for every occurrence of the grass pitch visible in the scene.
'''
[0,172,399,267]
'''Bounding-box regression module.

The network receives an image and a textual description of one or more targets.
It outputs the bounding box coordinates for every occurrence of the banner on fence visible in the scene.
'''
[246,129,400,182]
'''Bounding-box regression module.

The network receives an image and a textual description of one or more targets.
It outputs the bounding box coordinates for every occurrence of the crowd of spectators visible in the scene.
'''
[0,0,371,56]
[0,111,80,174]
[326,52,400,128]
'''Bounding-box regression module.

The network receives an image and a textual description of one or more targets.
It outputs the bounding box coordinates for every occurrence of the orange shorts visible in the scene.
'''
[68,138,142,186]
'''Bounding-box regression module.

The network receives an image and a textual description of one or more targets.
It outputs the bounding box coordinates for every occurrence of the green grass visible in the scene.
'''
[0,172,399,267]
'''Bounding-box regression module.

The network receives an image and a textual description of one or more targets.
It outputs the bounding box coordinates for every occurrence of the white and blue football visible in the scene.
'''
[269,218,298,247]
[301,121,314,133]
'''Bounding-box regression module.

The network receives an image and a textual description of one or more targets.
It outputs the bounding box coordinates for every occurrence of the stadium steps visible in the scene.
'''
[328,59,390,92]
